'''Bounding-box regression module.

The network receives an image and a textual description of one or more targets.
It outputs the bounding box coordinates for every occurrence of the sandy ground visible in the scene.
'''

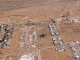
[0,0,79,20]
[40,48,70,60]
[4,48,38,60]
[37,20,53,47]
[57,22,80,60]
[39,21,77,60]
[0,26,20,54]
[0,0,80,60]
[58,22,80,44]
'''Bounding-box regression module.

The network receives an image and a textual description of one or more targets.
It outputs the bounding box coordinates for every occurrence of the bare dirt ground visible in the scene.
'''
[58,22,80,44]
[40,48,70,60]
[0,25,20,53]
[4,48,38,60]
[57,22,80,60]
[37,20,53,47]
[0,0,80,60]
[0,0,80,19]
[0,0,78,12]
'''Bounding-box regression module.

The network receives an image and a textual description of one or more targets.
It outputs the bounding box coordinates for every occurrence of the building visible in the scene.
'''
[18,54,36,60]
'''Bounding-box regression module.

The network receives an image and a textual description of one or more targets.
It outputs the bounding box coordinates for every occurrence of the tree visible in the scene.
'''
[39,34,47,38]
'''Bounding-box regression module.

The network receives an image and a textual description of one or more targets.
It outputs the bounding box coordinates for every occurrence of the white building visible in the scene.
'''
[18,54,34,60]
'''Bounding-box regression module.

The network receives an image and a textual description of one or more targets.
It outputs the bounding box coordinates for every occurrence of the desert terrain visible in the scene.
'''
[0,0,80,60]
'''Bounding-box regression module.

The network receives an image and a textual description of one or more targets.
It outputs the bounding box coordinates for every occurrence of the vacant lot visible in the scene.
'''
[37,21,53,47]
[58,22,80,44]
[0,0,78,12]
[40,48,73,60]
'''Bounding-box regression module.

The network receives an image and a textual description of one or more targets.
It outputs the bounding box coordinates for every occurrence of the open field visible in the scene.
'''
[40,48,74,60]
[0,0,80,20]
[0,0,80,60]
[37,20,53,47]
[58,22,80,44]
[0,0,78,12]
[4,48,38,60]
[57,22,80,60]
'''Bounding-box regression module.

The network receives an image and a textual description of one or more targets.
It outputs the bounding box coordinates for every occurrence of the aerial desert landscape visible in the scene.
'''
[0,0,80,60]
